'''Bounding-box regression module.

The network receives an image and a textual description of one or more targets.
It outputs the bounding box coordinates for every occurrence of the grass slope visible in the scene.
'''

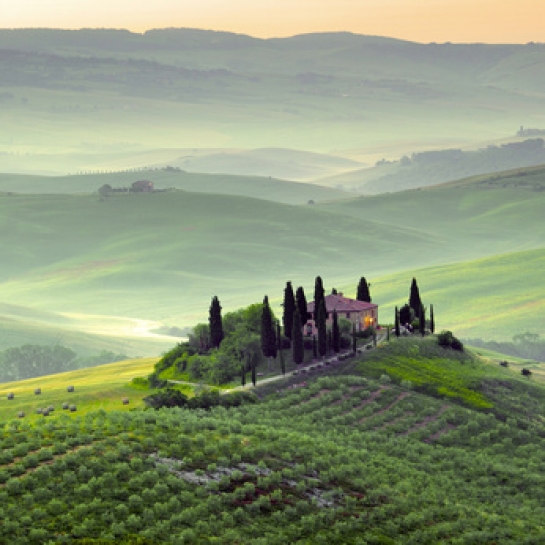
[0,170,348,205]
[0,357,162,422]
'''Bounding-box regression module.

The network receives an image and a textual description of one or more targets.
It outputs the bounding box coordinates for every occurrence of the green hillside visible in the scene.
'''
[0,169,347,205]
[2,165,545,347]
[1,339,545,543]
[318,140,545,194]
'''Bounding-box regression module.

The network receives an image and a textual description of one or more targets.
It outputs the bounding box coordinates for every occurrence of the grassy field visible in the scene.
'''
[0,357,164,422]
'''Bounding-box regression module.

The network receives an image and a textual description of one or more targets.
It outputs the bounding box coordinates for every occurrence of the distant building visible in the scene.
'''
[305,293,378,336]
[131,180,154,192]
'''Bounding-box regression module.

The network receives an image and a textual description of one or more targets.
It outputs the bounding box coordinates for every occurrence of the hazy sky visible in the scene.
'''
[2,0,545,43]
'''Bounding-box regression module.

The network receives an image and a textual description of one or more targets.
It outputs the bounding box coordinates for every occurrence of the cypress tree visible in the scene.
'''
[209,296,224,348]
[261,296,277,360]
[314,276,326,321]
[317,304,327,358]
[430,304,435,334]
[394,306,400,338]
[292,308,304,365]
[356,277,372,302]
[295,286,308,328]
[282,282,296,340]
[327,330,333,354]
[409,278,422,316]
[251,364,257,386]
[241,364,246,387]
[332,310,340,353]
[419,306,426,337]
[277,321,285,375]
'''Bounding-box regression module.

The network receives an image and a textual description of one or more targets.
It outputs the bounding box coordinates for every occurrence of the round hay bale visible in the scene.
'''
[36,408,43,414]
[67,385,74,392]
[62,402,69,410]
[18,411,25,418]
[42,410,50,417]
[35,388,41,395]
[48,405,54,412]
[7,392,14,400]
[122,398,129,405]
[69,405,77,412]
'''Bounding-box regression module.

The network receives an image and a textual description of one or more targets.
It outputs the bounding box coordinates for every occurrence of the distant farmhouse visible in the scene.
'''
[131,180,154,192]
[305,293,378,336]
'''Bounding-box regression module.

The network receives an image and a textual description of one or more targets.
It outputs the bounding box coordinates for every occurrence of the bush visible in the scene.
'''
[438,330,464,351]
[144,389,188,409]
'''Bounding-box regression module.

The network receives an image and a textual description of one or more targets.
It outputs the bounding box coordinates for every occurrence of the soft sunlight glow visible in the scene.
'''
[2,0,545,43]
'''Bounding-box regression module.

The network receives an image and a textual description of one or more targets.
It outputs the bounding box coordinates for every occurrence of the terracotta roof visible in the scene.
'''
[307,294,378,313]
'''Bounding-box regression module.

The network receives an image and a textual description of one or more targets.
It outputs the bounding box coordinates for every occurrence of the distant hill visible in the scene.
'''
[0,169,348,204]
[1,29,545,172]
[319,138,545,194]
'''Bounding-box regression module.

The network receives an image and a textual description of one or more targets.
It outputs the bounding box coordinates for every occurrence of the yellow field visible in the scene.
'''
[0,357,160,422]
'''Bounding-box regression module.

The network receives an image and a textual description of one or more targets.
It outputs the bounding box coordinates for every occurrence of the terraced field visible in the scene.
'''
[2,368,545,543]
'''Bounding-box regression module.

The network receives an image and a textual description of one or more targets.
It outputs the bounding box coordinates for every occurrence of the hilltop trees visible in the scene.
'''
[332,310,340,353]
[356,277,372,303]
[209,296,224,348]
[282,282,296,340]
[295,286,308,329]
[261,296,277,369]
[292,308,304,365]
[430,304,435,334]
[317,304,327,358]
[409,277,422,316]
[395,306,400,337]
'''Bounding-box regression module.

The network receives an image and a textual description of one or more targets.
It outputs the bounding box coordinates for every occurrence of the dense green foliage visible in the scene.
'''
[1,362,545,543]
[209,297,224,350]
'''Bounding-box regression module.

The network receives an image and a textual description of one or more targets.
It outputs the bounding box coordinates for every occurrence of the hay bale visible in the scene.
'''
[69,405,77,412]
[122,398,129,405]
[18,411,25,418]
[7,393,14,400]
[35,388,41,395]
[67,385,74,392]
[62,402,69,410]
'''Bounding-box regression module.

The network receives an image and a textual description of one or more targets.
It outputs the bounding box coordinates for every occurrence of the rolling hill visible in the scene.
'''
[1,29,545,175]
[0,170,347,205]
[1,338,545,542]
[0,163,544,348]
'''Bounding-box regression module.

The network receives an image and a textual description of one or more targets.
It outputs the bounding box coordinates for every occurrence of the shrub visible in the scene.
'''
[438,330,464,351]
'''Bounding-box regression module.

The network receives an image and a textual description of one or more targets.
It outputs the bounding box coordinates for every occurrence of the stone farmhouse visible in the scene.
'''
[131,180,154,192]
[305,293,378,336]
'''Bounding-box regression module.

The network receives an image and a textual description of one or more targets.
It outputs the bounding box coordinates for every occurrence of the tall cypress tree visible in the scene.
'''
[251,363,257,386]
[356,277,372,302]
[209,296,224,348]
[292,308,304,365]
[409,278,422,316]
[277,321,285,375]
[332,309,340,353]
[282,282,296,340]
[430,304,435,334]
[295,286,309,328]
[261,296,277,360]
[394,306,400,338]
[419,306,426,337]
[317,304,327,358]
[314,276,326,321]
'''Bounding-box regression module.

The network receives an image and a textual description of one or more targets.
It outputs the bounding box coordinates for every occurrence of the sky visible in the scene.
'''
[1,0,545,44]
